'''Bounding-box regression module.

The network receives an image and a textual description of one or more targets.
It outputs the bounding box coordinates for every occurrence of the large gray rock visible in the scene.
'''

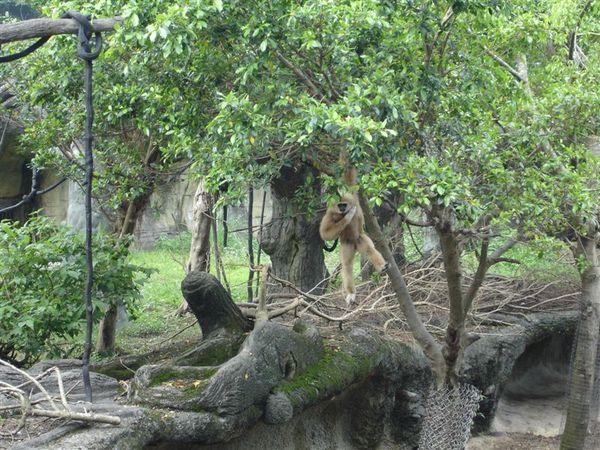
[6,312,579,449]
[130,319,324,415]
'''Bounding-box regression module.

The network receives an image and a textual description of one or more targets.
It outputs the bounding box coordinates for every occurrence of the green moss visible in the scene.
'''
[176,336,244,367]
[280,343,377,403]
[182,378,212,399]
[194,342,240,366]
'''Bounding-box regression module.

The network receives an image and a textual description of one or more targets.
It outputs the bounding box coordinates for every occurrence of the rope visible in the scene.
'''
[0,11,103,403]
[0,36,50,63]
[61,11,103,404]
[323,238,338,252]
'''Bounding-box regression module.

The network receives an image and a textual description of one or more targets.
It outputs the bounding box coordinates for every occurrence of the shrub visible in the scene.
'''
[0,215,148,366]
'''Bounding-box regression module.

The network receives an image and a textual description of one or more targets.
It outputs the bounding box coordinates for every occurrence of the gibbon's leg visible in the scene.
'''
[357,234,388,272]
[340,241,357,306]
[319,206,357,241]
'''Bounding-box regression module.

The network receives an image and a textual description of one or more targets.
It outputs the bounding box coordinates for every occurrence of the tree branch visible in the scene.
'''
[487,237,519,265]
[484,47,528,84]
[463,237,490,315]
[568,0,593,62]
[275,50,330,104]
[358,191,445,383]
[0,359,121,432]
[0,17,123,45]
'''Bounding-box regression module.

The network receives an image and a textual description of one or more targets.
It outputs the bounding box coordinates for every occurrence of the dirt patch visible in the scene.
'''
[468,432,560,450]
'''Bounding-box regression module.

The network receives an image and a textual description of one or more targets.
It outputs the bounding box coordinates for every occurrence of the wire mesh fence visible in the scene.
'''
[418,383,481,450]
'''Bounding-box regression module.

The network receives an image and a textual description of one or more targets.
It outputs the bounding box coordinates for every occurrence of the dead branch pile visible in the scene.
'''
[241,257,580,341]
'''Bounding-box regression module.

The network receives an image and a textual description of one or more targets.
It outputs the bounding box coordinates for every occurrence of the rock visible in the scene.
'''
[130,319,324,415]
[182,270,252,337]
[264,392,294,424]
[5,311,579,449]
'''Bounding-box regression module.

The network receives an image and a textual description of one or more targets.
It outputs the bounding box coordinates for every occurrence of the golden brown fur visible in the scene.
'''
[319,169,387,306]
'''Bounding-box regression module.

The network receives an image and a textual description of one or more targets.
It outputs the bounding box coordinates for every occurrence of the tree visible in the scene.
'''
[0,0,232,353]
[0,215,146,366]
[464,1,600,445]
[198,0,600,388]
[5,0,599,397]
[194,0,550,383]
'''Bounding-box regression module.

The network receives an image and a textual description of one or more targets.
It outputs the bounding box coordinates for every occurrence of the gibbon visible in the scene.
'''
[319,168,388,306]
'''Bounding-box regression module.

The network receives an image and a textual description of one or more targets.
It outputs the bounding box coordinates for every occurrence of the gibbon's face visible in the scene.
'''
[336,202,348,214]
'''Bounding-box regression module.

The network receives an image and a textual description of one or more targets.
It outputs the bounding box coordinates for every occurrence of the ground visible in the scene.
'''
[468,432,561,449]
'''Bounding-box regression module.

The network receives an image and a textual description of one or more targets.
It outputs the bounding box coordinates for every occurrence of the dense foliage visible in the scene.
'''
[0,216,147,366]
[0,0,598,385]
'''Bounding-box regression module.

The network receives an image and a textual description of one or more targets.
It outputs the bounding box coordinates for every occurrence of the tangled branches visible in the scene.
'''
[241,257,579,341]
[0,359,120,441]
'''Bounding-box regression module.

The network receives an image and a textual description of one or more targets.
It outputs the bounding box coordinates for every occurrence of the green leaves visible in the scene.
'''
[0,216,149,366]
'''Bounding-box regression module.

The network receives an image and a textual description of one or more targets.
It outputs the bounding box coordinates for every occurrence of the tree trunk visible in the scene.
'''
[175,181,214,316]
[96,194,152,355]
[560,233,600,450]
[260,165,326,296]
[222,205,228,247]
[358,192,445,383]
[422,225,441,259]
[182,271,252,336]
[247,187,255,302]
[186,181,214,273]
[436,219,467,386]
[96,301,118,356]
[362,207,405,280]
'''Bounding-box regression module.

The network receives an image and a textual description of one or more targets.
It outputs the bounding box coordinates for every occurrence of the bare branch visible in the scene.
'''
[0,17,123,45]
[484,47,528,84]
[0,359,121,434]
[358,191,445,382]
[275,50,330,104]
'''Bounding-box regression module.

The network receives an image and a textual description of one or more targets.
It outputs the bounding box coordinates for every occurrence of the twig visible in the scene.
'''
[0,358,122,432]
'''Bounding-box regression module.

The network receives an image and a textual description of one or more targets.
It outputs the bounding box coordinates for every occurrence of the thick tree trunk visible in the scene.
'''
[560,233,600,450]
[96,301,118,356]
[260,165,326,296]
[436,220,466,386]
[182,271,252,336]
[177,271,252,366]
[186,181,214,273]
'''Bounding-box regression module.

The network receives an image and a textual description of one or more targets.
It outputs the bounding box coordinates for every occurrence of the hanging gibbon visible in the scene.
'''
[319,167,388,306]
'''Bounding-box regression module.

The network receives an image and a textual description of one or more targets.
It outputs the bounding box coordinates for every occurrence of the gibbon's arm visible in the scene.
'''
[319,206,356,241]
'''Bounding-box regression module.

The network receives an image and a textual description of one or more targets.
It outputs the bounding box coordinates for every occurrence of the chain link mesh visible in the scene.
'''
[418,383,481,450]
